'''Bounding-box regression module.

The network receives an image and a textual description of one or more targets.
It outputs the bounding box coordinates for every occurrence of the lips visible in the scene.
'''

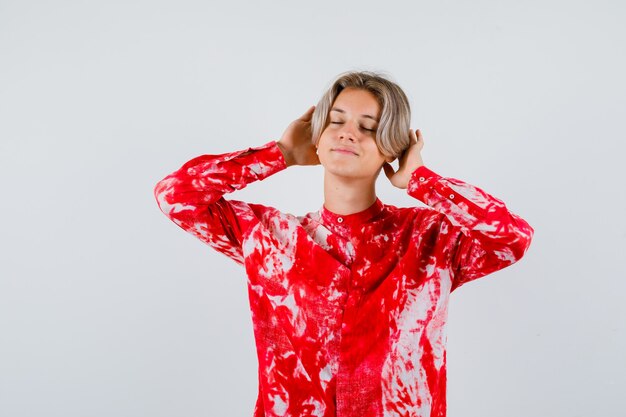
[331,147,358,156]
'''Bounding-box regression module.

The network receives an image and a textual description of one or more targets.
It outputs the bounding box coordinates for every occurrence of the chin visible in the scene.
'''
[323,165,377,181]
[322,164,355,177]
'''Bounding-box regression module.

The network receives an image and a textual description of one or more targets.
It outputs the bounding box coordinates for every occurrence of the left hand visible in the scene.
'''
[383,129,425,189]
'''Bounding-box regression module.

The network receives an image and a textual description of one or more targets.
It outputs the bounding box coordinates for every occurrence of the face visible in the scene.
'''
[317,87,391,180]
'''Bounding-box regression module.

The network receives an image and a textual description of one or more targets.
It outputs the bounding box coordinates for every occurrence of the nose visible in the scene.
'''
[338,122,357,142]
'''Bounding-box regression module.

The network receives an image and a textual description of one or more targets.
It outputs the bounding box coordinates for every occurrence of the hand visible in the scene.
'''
[277,106,320,167]
[383,129,425,189]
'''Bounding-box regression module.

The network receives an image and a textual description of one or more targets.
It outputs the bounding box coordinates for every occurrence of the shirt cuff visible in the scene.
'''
[242,140,288,181]
[406,165,441,200]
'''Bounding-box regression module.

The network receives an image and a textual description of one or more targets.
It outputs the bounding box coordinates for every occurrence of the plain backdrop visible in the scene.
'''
[1,1,625,416]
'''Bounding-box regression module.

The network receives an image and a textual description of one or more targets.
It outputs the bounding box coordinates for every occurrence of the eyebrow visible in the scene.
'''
[330,107,379,122]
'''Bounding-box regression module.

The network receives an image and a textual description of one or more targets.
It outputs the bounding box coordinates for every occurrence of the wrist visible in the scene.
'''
[276,141,294,167]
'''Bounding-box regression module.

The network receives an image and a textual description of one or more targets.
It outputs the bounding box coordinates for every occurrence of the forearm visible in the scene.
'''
[154,141,287,212]
[407,165,534,257]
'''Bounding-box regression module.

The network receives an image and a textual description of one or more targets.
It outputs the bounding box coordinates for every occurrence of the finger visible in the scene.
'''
[415,129,424,148]
[300,105,316,121]
[408,129,418,144]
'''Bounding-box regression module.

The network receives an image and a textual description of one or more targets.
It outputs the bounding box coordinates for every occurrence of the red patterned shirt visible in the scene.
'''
[154,140,533,417]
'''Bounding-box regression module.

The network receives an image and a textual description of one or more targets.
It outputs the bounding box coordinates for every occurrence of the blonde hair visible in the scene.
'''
[311,70,412,159]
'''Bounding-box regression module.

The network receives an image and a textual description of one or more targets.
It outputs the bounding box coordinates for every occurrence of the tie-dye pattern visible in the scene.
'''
[154,141,533,417]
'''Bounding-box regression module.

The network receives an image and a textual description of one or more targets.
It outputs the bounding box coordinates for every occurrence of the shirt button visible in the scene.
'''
[187,168,197,175]
[419,176,426,182]
[337,217,344,223]
[449,194,455,199]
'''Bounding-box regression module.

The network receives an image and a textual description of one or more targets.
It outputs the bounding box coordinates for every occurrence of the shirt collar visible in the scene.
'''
[320,198,385,230]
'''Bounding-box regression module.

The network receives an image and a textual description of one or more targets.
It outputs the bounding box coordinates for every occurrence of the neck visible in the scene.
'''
[323,170,378,215]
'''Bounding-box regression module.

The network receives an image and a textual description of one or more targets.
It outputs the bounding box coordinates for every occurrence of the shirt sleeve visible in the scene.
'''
[153,140,287,264]
[407,165,534,291]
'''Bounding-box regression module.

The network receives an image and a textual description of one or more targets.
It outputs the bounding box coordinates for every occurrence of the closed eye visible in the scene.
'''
[330,121,376,132]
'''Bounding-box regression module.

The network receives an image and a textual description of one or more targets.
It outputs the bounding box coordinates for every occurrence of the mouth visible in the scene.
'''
[331,147,358,156]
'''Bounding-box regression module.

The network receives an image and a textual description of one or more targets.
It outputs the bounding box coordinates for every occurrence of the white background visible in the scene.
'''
[1,1,625,416]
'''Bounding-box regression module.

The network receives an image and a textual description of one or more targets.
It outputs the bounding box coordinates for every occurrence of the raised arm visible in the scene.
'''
[385,129,534,290]
[154,141,287,264]
[407,165,533,290]
[154,106,319,264]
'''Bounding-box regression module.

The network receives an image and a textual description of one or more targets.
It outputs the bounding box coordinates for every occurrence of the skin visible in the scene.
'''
[277,87,425,215]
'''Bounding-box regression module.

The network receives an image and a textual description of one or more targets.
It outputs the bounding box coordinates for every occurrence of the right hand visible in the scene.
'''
[277,106,320,167]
